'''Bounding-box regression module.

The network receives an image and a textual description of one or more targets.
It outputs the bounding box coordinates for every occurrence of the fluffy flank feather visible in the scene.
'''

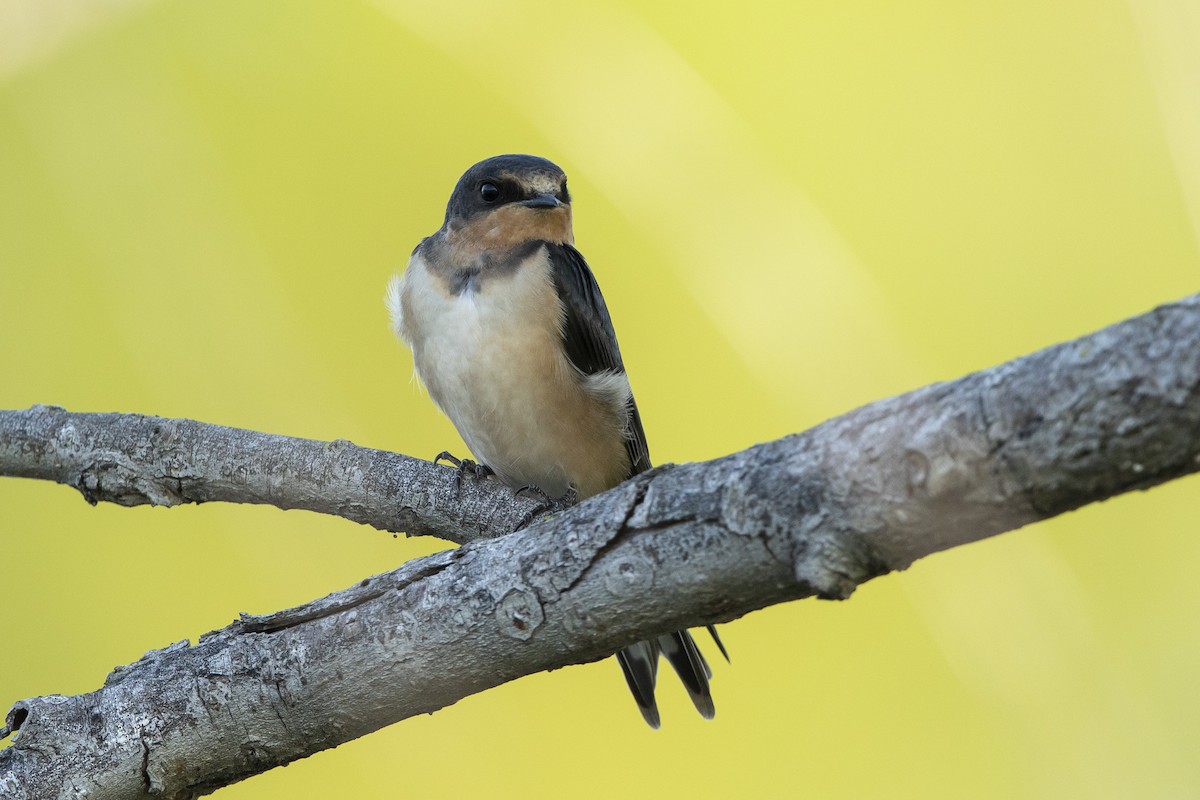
[385,274,405,340]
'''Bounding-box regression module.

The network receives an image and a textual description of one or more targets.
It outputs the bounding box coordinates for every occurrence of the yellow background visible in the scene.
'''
[2,1,1199,797]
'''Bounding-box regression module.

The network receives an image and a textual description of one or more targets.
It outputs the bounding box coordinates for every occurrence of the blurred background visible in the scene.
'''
[2,0,1198,797]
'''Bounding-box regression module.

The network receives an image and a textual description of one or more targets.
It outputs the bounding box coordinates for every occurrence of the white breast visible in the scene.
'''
[388,247,631,498]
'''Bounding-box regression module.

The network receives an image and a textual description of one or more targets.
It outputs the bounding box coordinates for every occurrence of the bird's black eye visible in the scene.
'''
[479,182,500,202]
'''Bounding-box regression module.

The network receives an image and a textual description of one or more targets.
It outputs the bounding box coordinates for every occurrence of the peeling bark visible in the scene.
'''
[0,294,1197,799]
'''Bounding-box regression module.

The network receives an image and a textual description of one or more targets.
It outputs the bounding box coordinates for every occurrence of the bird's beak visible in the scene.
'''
[522,194,563,209]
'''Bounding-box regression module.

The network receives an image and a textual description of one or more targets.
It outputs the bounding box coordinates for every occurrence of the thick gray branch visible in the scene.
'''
[1,294,1198,799]
[0,409,543,543]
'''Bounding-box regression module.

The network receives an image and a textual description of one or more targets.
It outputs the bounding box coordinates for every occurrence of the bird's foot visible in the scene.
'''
[434,451,495,495]
[513,485,578,530]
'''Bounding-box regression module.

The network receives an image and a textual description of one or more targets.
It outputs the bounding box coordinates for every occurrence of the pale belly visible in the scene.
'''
[398,255,630,499]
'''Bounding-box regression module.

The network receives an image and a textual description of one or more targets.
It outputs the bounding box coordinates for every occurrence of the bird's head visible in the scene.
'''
[443,154,574,247]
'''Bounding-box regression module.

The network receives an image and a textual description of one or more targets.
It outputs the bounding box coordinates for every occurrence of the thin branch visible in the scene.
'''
[0,408,543,544]
[1,294,1197,799]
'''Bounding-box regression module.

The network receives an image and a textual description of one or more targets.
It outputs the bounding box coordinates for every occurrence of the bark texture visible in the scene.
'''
[0,293,1197,799]
[0,410,542,543]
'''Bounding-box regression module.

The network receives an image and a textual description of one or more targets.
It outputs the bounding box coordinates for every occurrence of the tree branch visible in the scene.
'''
[0,408,543,544]
[1,294,1197,799]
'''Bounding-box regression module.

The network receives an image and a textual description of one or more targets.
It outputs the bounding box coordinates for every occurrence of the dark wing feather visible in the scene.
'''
[544,242,651,476]
[545,244,722,725]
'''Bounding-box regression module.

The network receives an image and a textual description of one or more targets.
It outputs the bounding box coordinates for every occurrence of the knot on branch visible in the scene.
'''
[496,588,545,640]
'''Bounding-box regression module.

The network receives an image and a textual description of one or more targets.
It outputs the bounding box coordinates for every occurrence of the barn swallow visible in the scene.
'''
[386,154,725,727]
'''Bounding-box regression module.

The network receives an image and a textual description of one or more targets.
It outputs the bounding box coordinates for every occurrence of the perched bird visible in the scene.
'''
[386,154,724,727]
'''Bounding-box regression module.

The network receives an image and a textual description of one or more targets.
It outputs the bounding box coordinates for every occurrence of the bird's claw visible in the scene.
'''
[434,451,494,495]
[513,485,578,530]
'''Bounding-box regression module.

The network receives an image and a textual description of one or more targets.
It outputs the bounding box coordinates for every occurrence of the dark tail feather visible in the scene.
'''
[617,640,661,729]
[659,631,715,719]
[617,628,725,726]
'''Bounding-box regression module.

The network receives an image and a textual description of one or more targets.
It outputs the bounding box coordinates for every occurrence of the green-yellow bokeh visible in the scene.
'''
[2,1,1198,797]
